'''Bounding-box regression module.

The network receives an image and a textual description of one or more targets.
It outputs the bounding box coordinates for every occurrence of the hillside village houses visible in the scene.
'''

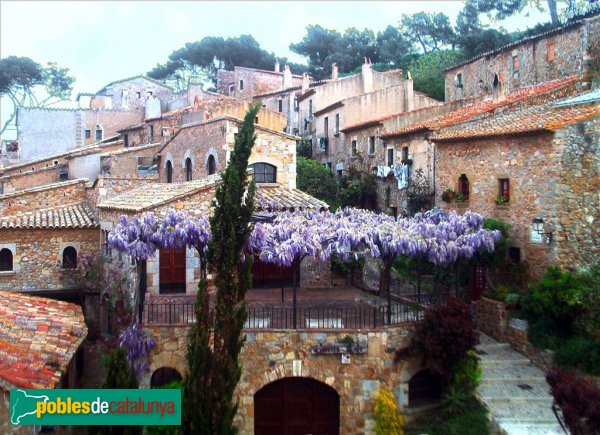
[0,11,599,434]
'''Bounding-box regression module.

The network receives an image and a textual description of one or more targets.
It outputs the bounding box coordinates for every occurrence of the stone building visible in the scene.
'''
[444,13,600,101]
[0,180,100,294]
[432,88,600,280]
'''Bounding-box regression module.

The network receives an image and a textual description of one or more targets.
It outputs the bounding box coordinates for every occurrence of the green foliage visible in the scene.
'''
[182,105,260,434]
[480,218,511,268]
[374,388,405,435]
[521,267,596,349]
[406,168,434,215]
[147,381,182,435]
[296,156,338,208]
[332,253,365,277]
[296,138,312,158]
[338,168,377,210]
[442,355,481,417]
[555,336,600,376]
[437,401,490,435]
[400,12,456,53]
[407,50,466,101]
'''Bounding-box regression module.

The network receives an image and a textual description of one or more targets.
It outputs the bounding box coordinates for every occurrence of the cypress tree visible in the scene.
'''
[182,104,260,434]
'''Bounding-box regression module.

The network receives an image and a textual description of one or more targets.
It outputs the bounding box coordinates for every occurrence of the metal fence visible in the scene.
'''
[142,300,423,329]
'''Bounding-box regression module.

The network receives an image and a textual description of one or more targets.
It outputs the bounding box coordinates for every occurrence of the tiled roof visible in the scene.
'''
[431,102,600,142]
[101,142,161,157]
[256,185,329,211]
[314,101,344,117]
[381,76,579,138]
[0,291,87,389]
[97,175,328,212]
[553,88,600,107]
[96,74,174,94]
[253,86,302,99]
[98,175,222,212]
[0,202,99,230]
[0,179,88,200]
[297,89,316,102]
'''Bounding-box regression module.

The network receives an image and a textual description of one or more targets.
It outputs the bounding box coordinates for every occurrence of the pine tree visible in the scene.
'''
[182,104,259,434]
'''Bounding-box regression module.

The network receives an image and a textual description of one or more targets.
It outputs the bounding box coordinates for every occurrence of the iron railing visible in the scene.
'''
[142,300,423,329]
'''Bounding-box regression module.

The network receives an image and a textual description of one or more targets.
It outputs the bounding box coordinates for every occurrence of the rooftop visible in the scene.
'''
[96,74,175,95]
[98,175,328,213]
[432,101,600,142]
[0,179,88,201]
[0,202,99,230]
[0,291,87,389]
[381,75,579,138]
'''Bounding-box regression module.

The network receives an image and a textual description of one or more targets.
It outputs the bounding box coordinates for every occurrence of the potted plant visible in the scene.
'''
[495,195,508,205]
[455,192,465,201]
[442,188,455,202]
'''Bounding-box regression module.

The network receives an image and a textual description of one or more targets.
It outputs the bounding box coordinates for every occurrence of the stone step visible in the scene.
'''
[477,380,551,401]
[480,363,546,383]
[477,347,531,365]
[498,422,565,435]
[490,399,558,424]
[477,342,512,352]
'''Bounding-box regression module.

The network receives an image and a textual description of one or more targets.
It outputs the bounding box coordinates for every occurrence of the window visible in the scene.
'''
[147,90,153,97]
[324,117,328,136]
[499,178,510,202]
[337,169,343,179]
[547,40,556,61]
[228,84,234,95]
[250,163,276,183]
[62,246,77,269]
[124,133,129,147]
[455,73,463,88]
[391,207,398,219]
[351,140,357,157]
[509,247,521,263]
[207,155,216,175]
[95,129,103,141]
[136,91,141,98]
[294,98,299,111]
[0,248,13,272]
[335,114,340,134]
[309,100,313,117]
[85,129,91,139]
[402,146,409,163]
[239,79,244,91]
[255,117,259,124]
[121,89,129,109]
[368,137,375,155]
[166,161,173,183]
[458,174,469,199]
[326,162,332,171]
[185,158,193,181]
[102,230,112,258]
[278,100,283,112]
[512,55,520,78]
[387,148,394,166]
[58,168,68,181]
[149,125,154,142]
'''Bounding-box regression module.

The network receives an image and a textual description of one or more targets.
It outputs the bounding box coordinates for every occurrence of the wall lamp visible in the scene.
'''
[532,217,553,244]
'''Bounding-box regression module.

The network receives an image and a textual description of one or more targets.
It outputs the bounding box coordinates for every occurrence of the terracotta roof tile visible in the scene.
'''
[431,102,600,141]
[381,76,579,138]
[256,185,329,211]
[0,202,99,230]
[0,291,87,389]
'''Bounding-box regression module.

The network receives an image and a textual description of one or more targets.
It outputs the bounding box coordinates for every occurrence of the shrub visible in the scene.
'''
[296,156,338,208]
[546,367,600,434]
[147,381,182,435]
[439,400,490,435]
[521,267,593,349]
[442,355,482,417]
[555,336,600,376]
[374,388,405,435]
[396,298,479,378]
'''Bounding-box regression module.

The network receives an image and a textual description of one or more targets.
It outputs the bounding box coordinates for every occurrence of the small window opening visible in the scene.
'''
[166,161,173,183]
[0,248,13,272]
[458,174,469,199]
[207,155,216,175]
[185,158,193,181]
[62,246,77,269]
[387,148,394,166]
[499,178,510,202]
[239,79,244,91]
[509,247,521,263]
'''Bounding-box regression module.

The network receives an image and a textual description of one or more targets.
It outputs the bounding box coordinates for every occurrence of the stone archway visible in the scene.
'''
[254,377,340,435]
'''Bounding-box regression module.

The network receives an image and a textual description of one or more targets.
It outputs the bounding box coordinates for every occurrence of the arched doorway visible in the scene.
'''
[408,369,443,407]
[150,367,182,388]
[166,160,173,183]
[207,154,216,175]
[255,377,340,435]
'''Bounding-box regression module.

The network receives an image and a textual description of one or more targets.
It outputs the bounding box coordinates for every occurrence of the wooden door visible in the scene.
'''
[159,248,186,294]
[255,377,340,435]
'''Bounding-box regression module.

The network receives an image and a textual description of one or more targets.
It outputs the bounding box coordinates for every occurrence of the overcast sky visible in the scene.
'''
[1,0,552,138]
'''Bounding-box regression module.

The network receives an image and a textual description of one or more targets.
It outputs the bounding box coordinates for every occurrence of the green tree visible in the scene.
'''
[400,12,456,53]
[182,104,260,434]
[296,156,338,208]
[407,50,466,101]
[149,35,307,91]
[376,25,417,68]
[0,56,75,136]
[290,25,344,79]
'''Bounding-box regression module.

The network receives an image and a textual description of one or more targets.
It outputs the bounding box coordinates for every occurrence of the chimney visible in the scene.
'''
[283,65,292,89]
[331,63,338,81]
[492,74,505,103]
[362,58,373,94]
[302,73,309,93]
[404,73,414,112]
[274,60,280,73]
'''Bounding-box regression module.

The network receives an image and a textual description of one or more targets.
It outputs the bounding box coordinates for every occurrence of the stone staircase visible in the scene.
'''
[476,334,565,435]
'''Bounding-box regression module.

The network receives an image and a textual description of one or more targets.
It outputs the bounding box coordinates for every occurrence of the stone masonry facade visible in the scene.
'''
[143,325,431,434]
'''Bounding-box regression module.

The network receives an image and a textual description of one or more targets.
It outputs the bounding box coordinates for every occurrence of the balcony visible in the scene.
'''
[141,287,429,330]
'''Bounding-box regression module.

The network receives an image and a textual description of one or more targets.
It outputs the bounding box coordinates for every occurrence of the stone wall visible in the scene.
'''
[218,66,304,100]
[435,133,560,280]
[444,16,600,101]
[0,179,89,215]
[83,110,143,146]
[0,228,99,292]
[98,76,177,112]
[143,324,430,434]
[258,90,301,135]
[101,144,162,179]
[0,164,65,194]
